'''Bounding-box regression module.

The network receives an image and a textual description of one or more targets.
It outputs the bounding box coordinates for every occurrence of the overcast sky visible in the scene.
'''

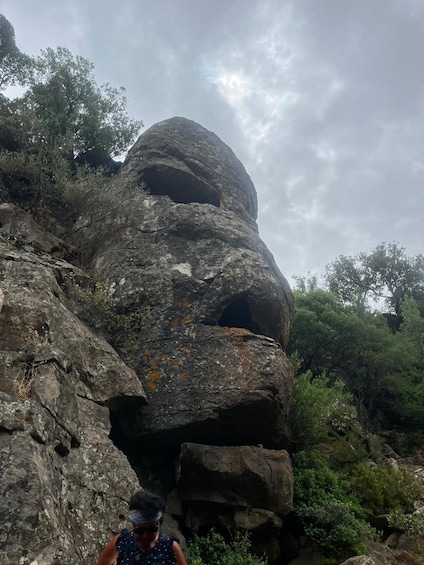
[2,0,424,286]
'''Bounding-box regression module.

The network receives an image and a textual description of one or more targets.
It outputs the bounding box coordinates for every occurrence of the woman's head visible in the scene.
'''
[129,491,165,525]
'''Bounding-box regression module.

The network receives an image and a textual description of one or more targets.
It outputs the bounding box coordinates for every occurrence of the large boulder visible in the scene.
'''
[177,443,294,518]
[175,443,293,565]
[1,117,296,564]
[118,327,292,449]
[72,117,294,451]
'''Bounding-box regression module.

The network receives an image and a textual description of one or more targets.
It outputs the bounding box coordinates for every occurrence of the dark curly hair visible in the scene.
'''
[129,491,165,522]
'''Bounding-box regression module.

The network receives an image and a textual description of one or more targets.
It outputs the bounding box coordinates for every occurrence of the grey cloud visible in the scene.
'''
[2,0,424,285]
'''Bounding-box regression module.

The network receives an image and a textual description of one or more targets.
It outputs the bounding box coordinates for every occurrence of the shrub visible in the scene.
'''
[290,370,359,450]
[185,530,267,565]
[351,463,424,514]
[388,508,424,539]
[293,451,373,561]
[296,498,373,561]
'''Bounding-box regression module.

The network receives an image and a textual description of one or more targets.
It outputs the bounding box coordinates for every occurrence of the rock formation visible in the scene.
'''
[1,117,295,564]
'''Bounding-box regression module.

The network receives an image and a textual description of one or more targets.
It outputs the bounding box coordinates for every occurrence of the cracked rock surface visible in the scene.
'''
[0,204,145,564]
[1,118,295,564]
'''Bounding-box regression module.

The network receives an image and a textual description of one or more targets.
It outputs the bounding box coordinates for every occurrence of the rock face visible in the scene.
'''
[120,116,258,220]
[77,117,293,451]
[1,117,295,564]
[178,443,293,526]
[0,204,145,564]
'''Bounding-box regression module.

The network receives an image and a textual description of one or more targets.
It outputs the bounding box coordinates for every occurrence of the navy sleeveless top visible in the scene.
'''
[116,529,176,565]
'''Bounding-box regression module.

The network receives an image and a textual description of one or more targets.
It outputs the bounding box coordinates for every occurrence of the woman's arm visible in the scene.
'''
[173,540,188,565]
[95,534,119,565]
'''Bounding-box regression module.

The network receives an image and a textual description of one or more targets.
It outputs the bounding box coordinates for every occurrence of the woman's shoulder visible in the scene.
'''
[116,528,134,549]
[156,532,176,552]
[158,531,174,544]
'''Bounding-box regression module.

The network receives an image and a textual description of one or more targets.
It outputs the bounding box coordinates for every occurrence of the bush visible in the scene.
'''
[351,463,424,514]
[293,451,373,561]
[290,370,359,449]
[296,498,373,561]
[185,530,267,565]
[388,508,424,538]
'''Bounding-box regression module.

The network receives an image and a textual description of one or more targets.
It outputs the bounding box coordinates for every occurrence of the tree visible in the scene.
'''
[15,46,142,157]
[0,14,32,90]
[325,242,424,318]
[288,289,416,426]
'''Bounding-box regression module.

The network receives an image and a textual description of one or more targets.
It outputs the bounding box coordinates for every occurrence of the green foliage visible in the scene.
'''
[0,14,32,90]
[288,288,423,428]
[325,242,424,316]
[289,279,424,560]
[293,451,373,561]
[292,271,322,292]
[388,508,424,539]
[400,296,424,356]
[15,46,142,157]
[290,370,359,449]
[350,463,424,514]
[0,37,143,217]
[0,144,72,210]
[186,530,267,565]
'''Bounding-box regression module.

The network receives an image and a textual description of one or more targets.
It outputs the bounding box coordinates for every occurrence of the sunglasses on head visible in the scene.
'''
[133,524,159,535]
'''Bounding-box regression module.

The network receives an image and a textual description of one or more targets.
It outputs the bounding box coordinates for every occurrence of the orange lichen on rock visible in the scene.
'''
[180,373,189,380]
[168,358,180,366]
[182,315,192,324]
[177,299,189,308]
[149,357,159,369]
[146,370,163,391]
[219,327,255,375]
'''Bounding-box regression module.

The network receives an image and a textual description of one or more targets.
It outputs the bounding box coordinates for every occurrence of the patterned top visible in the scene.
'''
[116,529,176,565]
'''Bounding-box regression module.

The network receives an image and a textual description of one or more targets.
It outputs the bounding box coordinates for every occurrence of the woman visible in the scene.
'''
[95,490,188,565]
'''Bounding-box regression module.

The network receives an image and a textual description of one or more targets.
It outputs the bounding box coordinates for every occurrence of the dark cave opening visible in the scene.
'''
[109,409,179,498]
[218,297,262,335]
[143,167,221,207]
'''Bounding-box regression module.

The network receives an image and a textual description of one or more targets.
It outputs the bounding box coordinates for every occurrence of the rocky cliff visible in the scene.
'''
[0,117,295,564]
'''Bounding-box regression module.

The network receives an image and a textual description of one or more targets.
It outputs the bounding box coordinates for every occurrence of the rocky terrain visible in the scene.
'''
[0,117,295,564]
[1,117,422,565]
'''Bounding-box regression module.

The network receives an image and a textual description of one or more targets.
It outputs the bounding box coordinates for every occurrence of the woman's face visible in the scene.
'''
[132,520,160,550]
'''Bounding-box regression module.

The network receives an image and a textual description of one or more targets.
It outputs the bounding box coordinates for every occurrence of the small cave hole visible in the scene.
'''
[54,442,70,457]
[218,298,261,334]
[143,167,221,207]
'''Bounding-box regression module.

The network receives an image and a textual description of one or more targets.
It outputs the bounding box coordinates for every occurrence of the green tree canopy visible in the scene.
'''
[325,242,424,317]
[0,14,32,90]
[288,288,418,426]
[14,46,142,157]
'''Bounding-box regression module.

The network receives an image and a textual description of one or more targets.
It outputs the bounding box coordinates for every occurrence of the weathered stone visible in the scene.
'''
[1,117,297,564]
[233,508,283,530]
[177,443,293,522]
[118,326,292,448]
[74,146,121,173]
[72,118,294,451]
[0,398,139,565]
[337,541,424,565]
[0,224,146,406]
[0,203,75,257]
[120,116,258,220]
[0,210,147,563]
